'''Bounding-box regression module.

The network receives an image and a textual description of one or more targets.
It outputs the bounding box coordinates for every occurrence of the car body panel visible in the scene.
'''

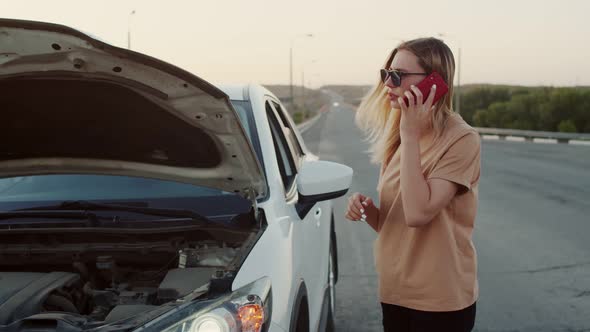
[225,84,333,332]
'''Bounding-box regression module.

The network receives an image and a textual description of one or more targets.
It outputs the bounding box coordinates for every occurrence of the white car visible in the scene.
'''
[0,19,353,332]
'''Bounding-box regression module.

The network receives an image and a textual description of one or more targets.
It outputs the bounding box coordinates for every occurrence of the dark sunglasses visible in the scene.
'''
[380,69,428,86]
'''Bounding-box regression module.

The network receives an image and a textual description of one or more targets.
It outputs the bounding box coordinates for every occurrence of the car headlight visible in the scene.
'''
[169,306,236,332]
[135,277,271,332]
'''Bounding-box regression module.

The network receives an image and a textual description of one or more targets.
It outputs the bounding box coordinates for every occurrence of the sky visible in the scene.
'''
[3,0,589,88]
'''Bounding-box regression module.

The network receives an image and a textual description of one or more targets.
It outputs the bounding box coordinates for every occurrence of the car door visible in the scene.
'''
[265,100,327,328]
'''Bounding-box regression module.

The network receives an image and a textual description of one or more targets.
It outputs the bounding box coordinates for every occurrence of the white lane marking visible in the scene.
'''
[506,136,526,142]
[533,138,558,144]
[482,135,500,140]
[570,140,590,146]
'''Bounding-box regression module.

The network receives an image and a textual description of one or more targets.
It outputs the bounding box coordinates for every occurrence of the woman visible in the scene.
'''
[345,37,481,332]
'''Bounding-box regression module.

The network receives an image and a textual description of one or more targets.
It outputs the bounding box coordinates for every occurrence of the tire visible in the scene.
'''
[325,230,337,332]
[294,298,310,332]
[290,285,309,332]
[331,215,339,285]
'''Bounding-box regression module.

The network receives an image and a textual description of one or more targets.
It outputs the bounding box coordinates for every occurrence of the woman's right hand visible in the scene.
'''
[345,192,377,223]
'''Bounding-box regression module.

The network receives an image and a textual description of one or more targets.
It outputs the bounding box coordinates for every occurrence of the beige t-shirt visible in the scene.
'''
[374,113,481,312]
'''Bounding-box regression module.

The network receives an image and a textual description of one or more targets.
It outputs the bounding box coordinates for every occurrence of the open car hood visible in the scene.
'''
[0,19,266,199]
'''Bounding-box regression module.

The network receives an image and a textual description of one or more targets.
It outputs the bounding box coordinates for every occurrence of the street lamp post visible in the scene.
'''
[127,10,136,50]
[289,34,313,109]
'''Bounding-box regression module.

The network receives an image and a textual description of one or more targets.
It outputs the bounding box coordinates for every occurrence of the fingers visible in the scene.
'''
[346,210,362,221]
[346,193,372,222]
[347,194,363,216]
[363,197,374,208]
[424,84,437,109]
[345,203,362,220]
[410,85,423,106]
[353,197,365,215]
[347,193,362,208]
[404,90,415,109]
[397,96,408,112]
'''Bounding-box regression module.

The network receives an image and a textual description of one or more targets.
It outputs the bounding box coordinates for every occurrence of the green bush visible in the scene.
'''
[558,120,577,133]
[293,111,305,124]
[461,86,590,133]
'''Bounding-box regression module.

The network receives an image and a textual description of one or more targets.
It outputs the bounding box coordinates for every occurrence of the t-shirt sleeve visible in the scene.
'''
[428,131,481,194]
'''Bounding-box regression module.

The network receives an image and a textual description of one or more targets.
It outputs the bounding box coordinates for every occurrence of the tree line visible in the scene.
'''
[458,86,590,133]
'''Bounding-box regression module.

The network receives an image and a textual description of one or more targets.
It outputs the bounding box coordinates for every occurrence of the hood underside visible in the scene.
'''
[0,19,266,199]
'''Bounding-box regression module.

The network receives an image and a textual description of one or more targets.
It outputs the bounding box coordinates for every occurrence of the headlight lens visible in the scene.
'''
[137,277,271,332]
[166,307,236,332]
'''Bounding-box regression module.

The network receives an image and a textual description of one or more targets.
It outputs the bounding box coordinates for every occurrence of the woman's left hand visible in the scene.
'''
[398,84,437,140]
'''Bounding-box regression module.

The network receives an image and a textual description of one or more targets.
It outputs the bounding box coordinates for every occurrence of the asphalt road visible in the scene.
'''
[300,96,590,332]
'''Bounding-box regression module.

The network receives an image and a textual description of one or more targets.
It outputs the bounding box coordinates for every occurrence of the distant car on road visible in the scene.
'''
[0,19,352,332]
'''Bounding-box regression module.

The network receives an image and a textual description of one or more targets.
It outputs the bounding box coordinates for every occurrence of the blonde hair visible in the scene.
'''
[355,37,456,164]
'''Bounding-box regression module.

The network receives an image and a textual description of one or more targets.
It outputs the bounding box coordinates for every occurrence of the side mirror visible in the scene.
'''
[295,160,353,218]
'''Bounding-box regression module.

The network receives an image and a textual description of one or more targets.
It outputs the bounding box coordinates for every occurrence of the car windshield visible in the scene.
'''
[231,99,263,164]
[0,174,251,221]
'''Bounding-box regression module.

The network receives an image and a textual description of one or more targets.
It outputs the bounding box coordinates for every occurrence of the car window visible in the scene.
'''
[266,101,297,191]
[230,101,253,141]
[230,100,264,166]
[270,101,305,158]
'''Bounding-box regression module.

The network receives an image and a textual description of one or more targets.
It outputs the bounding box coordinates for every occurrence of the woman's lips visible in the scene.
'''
[388,93,399,101]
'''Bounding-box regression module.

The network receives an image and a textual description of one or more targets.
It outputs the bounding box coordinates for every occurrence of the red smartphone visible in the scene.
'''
[403,71,449,106]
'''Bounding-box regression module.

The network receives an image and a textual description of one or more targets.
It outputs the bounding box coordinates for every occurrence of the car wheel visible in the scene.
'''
[325,233,336,332]
[295,299,310,332]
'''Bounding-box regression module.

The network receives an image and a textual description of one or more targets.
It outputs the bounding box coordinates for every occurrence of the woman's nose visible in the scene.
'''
[384,76,395,88]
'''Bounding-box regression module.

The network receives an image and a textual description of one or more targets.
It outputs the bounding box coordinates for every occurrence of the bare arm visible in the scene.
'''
[363,201,380,232]
[400,137,459,227]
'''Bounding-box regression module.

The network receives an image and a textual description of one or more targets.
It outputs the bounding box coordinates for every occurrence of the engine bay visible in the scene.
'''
[0,227,258,326]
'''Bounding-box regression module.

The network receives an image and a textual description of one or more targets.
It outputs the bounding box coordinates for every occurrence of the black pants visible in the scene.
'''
[381,302,476,332]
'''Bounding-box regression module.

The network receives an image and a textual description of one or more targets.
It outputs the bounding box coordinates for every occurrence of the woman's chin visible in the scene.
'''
[390,99,399,108]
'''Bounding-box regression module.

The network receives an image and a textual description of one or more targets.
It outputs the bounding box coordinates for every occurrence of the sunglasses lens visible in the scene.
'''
[380,69,388,83]
[390,71,401,86]
[380,69,401,86]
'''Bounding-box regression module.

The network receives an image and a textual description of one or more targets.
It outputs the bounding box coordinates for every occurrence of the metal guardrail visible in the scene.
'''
[475,127,590,143]
[295,106,590,144]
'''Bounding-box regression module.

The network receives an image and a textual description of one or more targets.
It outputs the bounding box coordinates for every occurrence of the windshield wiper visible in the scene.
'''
[16,200,217,226]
